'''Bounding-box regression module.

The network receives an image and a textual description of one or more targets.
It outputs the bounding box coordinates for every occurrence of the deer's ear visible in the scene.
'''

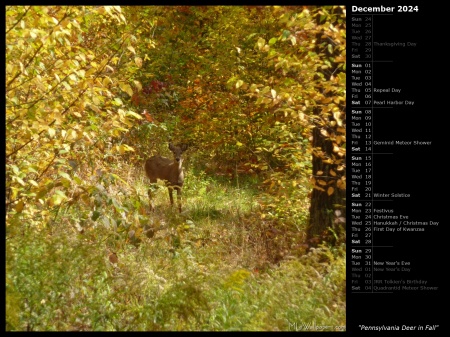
[169,143,174,150]
[181,144,188,151]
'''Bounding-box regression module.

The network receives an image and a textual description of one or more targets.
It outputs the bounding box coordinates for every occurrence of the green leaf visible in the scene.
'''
[113,98,123,106]
[58,171,72,181]
[11,165,20,175]
[52,193,65,206]
[256,37,265,50]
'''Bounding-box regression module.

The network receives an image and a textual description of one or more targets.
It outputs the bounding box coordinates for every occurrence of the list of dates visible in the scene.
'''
[349,5,440,299]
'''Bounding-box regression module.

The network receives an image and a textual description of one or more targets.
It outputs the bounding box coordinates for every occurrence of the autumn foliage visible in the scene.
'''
[6,6,346,331]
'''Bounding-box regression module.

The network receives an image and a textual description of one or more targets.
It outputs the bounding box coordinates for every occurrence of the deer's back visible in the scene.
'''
[145,155,182,184]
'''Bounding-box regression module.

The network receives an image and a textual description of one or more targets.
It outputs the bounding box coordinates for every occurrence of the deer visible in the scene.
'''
[144,142,188,213]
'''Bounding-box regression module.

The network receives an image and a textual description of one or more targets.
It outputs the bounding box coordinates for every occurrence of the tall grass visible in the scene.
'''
[6,164,345,331]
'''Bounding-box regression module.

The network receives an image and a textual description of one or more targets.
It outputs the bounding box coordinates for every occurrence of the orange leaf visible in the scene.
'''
[109,252,118,264]
[142,109,154,122]
[327,186,334,196]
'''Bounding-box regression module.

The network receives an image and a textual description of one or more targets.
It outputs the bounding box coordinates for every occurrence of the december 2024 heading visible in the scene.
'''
[352,6,419,13]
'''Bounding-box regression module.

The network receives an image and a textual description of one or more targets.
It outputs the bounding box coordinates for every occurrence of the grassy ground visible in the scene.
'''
[6,163,346,331]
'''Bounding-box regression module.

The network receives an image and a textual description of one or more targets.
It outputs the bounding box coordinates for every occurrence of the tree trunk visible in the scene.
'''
[308,122,346,243]
[308,6,346,243]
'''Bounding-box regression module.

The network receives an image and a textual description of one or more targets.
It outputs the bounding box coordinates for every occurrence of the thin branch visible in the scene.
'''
[6,36,129,159]
[6,11,69,89]
[5,6,31,35]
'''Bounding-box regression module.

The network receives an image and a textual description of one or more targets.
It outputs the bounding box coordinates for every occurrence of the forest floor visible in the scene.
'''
[7,163,346,331]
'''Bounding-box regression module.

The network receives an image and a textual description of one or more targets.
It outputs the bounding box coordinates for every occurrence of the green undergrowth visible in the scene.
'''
[6,164,346,331]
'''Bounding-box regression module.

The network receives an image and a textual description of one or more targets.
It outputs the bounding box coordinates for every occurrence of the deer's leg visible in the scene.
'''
[168,186,174,208]
[176,187,182,213]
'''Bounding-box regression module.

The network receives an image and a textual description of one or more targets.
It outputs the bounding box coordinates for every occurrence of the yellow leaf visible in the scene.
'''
[11,165,19,175]
[263,97,272,105]
[236,141,243,147]
[69,130,78,140]
[125,86,134,97]
[337,179,346,190]
[320,129,329,137]
[127,46,136,54]
[120,83,133,97]
[133,80,142,92]
[89,104,101,114]
[257,38,265,50]
[333,111,343,126]
[69,74,77,82]
[58,171,72,181]
[271,89,276,99]
[290,35,297,45]
[327,186,334,196]
[48,127,56,138]
[28,180,39,187]
[313,185,325,192]
[236,80,243,88]
[103,77,111,87]
[51,194,64,206]
[35,187,48,201]
[126,110,142,120]
[330,169,336,177]
[117,145,125,154]
[62,82,72,90]
[99,58,109,70]
[15,177,26,186]
[135,57,142,68]
[124,145,135,152]
[30,29,37,39]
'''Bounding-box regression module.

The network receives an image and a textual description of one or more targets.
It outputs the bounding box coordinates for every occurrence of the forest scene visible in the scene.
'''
[6,6,346,331]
